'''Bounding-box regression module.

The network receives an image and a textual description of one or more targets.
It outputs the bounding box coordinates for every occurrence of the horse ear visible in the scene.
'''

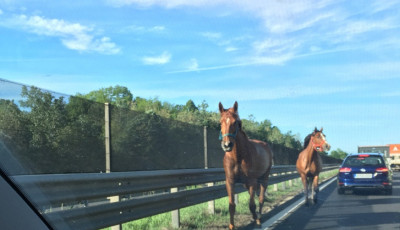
[320,127,323,133]
[218,102,224,113]
[314,127,318,133]
[233,101,238,113]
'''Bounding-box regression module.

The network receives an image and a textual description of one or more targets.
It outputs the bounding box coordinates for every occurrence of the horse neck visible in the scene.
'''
[305,140,316,166]
[231,130,249,162]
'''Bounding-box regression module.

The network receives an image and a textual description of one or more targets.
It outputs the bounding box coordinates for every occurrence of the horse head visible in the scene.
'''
[218,101,241,152]
[310,127,331,152]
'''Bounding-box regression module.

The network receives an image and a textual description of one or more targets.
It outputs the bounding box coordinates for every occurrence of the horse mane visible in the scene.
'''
[303,134,312,149]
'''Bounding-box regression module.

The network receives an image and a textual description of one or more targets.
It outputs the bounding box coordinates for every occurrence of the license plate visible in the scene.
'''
[354,173,373,179]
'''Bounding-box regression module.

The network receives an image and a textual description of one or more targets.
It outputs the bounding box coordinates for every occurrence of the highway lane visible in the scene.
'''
[270,172,400,230]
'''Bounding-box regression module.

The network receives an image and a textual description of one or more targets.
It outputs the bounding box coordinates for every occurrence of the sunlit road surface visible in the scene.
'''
[269,172,400,230]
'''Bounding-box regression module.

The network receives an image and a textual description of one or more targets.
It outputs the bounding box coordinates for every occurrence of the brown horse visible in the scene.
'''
[296,127,330,206]
[219,101,273,230]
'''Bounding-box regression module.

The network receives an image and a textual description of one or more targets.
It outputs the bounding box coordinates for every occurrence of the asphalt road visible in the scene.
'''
[270,172,400,230]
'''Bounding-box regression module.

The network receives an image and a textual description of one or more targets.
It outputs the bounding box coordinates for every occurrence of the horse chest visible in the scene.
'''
[232,161,251,178]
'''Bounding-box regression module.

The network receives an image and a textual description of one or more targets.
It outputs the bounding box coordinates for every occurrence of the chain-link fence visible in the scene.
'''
[0,79,105,174]
[0,79,340,175]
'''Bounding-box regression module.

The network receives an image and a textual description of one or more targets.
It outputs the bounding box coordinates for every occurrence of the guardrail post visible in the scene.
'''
[207,182,215,214]
[235,193,239,205]
[281,172,286,190]
[273,173,278,191]
[171,187,180,228]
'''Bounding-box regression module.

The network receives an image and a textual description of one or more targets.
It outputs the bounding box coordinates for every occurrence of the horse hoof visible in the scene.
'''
[229,224,235,230]
[256,219,261,226]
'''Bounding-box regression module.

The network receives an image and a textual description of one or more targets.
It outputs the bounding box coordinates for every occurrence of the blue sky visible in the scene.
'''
[1,0,400,153]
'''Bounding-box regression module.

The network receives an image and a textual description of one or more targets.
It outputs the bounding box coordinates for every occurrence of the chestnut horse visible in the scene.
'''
[296,127,330,206]
[219,101,273,230]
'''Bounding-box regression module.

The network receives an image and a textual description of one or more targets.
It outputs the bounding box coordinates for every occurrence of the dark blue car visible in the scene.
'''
[337,153,392,195]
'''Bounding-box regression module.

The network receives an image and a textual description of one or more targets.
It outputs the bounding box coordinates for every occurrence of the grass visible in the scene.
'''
[103,169,338,230]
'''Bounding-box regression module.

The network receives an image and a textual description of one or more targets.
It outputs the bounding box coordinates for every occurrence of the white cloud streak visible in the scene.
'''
[121,24,166,33]
[142,51,171,65]
[1,14,120,54]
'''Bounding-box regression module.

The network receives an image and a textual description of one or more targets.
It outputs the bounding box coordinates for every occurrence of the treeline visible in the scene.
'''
[78,85,303,150]
[0,86,105,174]
[0,84,339,175]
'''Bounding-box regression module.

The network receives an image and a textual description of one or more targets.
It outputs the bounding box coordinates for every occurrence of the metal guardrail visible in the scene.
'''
[11,164,338,230]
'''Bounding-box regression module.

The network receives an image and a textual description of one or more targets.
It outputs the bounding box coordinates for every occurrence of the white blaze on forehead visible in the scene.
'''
[226,117,230,125]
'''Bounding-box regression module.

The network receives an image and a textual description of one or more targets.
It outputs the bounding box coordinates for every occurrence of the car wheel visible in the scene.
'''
[337,188,344,195]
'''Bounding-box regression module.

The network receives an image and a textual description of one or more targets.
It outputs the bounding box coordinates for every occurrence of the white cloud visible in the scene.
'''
[225,47,237,52]
[142,51,171,65]
[110,0,400,68]
[107,0,226,8]
[187,58,199,71]
[1,14,120,54]
[332,19,397,42]
[121,24,165,33]
[201,32,221,40]
[150,26,165,32]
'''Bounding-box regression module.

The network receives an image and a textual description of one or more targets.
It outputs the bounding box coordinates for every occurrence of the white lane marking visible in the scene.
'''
[262,177,337,230]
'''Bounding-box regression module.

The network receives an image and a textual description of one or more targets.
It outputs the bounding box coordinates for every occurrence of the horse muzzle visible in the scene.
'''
[221,141,234,152]
[324,143,331,151]
[317,143,331,152]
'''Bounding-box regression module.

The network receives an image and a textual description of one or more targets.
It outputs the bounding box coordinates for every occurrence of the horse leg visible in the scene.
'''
[312,175,319,204]
[300,174,308,206]
[308,176,314,205]
[257,182,267,225]
[248,184,258,224]
[226,181,236,230]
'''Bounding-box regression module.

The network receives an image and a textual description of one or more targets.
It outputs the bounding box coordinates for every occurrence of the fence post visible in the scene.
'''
[204,126,215,214]
[105,103,121,230]
[105,103,111,173]
[204,126,208,169]
[171,187,180,228]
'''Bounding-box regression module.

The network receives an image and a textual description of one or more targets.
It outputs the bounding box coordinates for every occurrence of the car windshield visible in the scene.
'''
[1,1,399,230]
[343,155,385,167]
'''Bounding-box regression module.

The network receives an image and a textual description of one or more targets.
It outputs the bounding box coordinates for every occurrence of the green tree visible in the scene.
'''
[330,148,348,160]
[0,99,32,174]
[283,131,302,149]
[269,126,284,145]
[184,99,198,112]
[16,87,105,173]
[79,85,133,108]
[20,86,68,151]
